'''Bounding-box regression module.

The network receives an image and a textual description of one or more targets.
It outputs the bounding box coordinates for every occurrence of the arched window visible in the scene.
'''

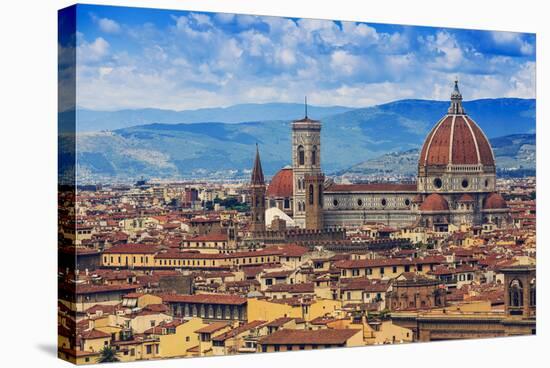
[509,279,523,307]
[311,145,317,165]
[298,145,305,166]
[308,184,314,205]
[318,184,323,208]
[530,278,536,307]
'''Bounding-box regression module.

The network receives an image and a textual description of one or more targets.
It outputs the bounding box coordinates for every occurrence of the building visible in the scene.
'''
[256,81,510,231]
[257,328,363,352]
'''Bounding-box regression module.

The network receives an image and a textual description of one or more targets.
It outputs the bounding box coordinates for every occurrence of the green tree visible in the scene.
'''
[97,346,120,363]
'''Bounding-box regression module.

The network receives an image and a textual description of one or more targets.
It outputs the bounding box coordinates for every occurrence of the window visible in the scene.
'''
[308,184,314,205]
[146,345,152,354]
[380,267,385,275]
[333,199,338,207]
[381,198,387,207]
[404,198,411,206]
[318,184,323,207]
[311,146,317,165]
[509,279,523,307]
[392,266,397,273]
[357,199,363,207]
[530,278,536,306]
[461,179,469,188]
[404,265,410,272]
[298,146,305,166]
[433,178,443,189]
[274,345,280,352]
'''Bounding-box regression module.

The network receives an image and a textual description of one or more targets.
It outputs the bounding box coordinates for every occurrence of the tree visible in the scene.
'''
[97,346,120,363]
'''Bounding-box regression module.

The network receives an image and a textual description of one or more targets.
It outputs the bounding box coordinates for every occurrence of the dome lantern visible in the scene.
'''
[448,79,466,115]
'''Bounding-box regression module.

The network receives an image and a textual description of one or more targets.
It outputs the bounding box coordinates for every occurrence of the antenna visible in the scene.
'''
[305,96,308,118]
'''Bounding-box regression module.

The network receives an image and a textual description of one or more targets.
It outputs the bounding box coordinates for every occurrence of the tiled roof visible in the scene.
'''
[259,329,360,345]
[103,243,159,254]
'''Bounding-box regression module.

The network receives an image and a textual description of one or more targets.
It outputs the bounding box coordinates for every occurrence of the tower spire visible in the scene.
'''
[448,78,466,115]
[251,143,265,185]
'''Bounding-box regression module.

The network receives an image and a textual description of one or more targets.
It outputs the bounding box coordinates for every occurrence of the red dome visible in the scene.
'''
[419,115,495,168]
[483,192,507,210]
[420,193,449,212]
[457,193,475,202]
[267,168,293,198]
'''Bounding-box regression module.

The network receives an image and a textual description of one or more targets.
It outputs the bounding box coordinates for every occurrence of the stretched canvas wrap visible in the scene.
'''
[58,3,536,364]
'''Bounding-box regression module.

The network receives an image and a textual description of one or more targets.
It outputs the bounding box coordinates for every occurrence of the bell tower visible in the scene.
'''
[249,144,266,233]
[292,98,323,228]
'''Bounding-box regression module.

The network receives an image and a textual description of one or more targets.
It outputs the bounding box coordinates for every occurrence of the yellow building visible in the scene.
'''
[247,298,342,323]
[144,318,207,358]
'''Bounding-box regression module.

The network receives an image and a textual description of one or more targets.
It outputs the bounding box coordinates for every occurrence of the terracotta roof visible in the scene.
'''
[457,194,475,202]
[194,322,230,334]
[419,114,494,167]
[259,329,360,345]
[420,193,449,212]
[265,282,314,294]
[212,320,266,341]
[75,283,139,295]
[483,192,508,210]
[80,329,110,340]
[103,244,159,254]
[267,168,293,198]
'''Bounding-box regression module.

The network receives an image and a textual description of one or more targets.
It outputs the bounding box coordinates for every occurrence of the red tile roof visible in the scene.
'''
[259,329,360,345]
[103,244,159,254]
[267,168,293,198]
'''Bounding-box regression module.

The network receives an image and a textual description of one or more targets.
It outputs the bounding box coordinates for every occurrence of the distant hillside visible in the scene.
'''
[67,103,354,132]
[61,98,536,182]
[337,134,536,179]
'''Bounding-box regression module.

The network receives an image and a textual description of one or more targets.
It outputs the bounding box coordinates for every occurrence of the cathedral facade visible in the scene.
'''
[257,81,510,231]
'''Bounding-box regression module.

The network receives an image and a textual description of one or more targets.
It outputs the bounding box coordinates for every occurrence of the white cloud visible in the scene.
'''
[75,12,535,111]
[330,50,360,76]
[77,37,110,63]
[492,31,534,56]
[424,31,464,70]
[98,17,120,33]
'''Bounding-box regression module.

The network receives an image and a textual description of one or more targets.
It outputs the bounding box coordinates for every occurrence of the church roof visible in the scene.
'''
[419,81,495,168]
[267,168,293,198]
[420,193,450,212]
[483,192,508,210]
[250,145,265,185]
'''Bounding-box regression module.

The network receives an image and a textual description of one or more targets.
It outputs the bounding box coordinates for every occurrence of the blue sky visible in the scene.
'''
[69,4,536,110]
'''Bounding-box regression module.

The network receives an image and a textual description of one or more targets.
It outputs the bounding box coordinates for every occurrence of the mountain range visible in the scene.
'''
[60,98,536,182]
[337,134,536,179]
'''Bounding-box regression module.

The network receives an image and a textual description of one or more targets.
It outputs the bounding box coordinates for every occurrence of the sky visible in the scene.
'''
[65,4,536,111]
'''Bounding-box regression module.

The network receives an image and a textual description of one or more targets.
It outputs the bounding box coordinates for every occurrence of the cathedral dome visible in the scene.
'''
[483,192,507,210]
[267,168,293,198]
[420,193,450,212]
[418,81,495,169]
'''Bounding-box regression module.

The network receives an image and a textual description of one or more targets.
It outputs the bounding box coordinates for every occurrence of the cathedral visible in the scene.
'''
[252,81,510,232]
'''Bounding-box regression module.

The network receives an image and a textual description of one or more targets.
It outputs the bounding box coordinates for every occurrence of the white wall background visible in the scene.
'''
[0,1,546,367]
